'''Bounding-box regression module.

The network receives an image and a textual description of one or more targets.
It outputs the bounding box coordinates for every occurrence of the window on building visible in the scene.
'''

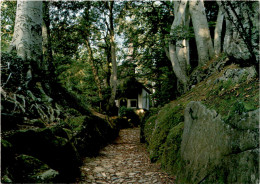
[130,99,137,108]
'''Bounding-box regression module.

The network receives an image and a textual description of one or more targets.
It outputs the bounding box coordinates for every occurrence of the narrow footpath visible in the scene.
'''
[76,128,175,184]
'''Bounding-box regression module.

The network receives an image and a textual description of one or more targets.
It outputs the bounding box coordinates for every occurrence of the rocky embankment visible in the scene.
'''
[143,56,259,183]
[1,53,119,183]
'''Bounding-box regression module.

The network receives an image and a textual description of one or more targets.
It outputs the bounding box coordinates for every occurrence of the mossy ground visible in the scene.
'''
[143,55,259,182]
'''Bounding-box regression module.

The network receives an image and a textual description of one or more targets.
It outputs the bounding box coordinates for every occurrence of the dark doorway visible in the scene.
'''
[120,99,127,107]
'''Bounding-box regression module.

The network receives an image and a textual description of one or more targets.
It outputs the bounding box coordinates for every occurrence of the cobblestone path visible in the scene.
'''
[76,127,175,184]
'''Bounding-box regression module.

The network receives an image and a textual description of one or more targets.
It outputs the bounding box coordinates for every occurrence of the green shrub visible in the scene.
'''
[119,107,140,127]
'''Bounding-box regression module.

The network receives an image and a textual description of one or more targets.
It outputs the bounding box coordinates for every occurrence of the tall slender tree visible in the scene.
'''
[107,1,118,109]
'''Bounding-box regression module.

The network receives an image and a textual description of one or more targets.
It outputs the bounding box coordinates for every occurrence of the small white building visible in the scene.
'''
[115,81,151,110]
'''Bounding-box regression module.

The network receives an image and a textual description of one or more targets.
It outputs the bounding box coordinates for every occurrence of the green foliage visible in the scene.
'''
[117,77,142,98]
[141,107,159,123]
[64,116,86,132]
[152,66,178,106]
[118,106,129,117]
[1,1,16,51]
[118,1,178,106]
[65,108,82,117]
[168,25,195,42]
[57,59,101,108]
[1,52,26,90]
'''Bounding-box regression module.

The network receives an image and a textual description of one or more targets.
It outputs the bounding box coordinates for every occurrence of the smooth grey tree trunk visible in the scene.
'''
[176,5,190,69]
[9,0,42,64]
[189,0,214,65]
[169,0,189,89]
[214,7,224,55]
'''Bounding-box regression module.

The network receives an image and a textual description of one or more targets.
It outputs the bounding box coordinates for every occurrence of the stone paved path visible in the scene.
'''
[76,128,175,184]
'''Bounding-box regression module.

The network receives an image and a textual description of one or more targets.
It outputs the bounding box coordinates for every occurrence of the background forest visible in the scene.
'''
[1,1,259,111]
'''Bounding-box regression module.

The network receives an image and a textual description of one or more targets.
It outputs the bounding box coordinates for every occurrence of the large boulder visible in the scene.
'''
[10,154,59,183]
[180,101,259,183]
[215,66,257,84]
[1,140,59,183]
[5,127,81,182]
[72,115,119,156]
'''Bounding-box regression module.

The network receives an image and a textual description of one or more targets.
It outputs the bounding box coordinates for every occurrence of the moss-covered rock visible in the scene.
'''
[73,115,119,157]
[2,112,119,183]
[12,154,59,183]
[1,139,15,183]
[5,127,81,182]
[161,122,184,173]
[140,108,159,143]
[34,168,59,183]
[145,104,184,162]
[143,59,259,183]
[180,101,259,183]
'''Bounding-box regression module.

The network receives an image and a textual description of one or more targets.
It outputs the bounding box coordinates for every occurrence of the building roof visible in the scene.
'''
[116,77,151,99]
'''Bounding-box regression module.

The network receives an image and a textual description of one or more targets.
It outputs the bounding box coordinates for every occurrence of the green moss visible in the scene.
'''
[161,122,184,173]
[65,116,86,131]
[146,105,184,162]
[1,139,12,148]
[204,76,259,124]
[144,115,157,143]
[2,175,12,183]
[53,136,68,147]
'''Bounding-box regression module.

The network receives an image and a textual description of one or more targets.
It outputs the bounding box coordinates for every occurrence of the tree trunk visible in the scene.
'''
[189,0,214,65]
[176,2,190,69]
[9,0,42,88]
[9,1,42,64]
[85,38,103,100]
[108,1,118,108]
[169,0,189,90]
[42,1,54,76]
[214,7,224,55]
[169,42,188,88]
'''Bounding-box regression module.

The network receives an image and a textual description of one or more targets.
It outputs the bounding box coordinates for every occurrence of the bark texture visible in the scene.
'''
[42,1,53,75]
[189,0,214,65]
[108,1,118,108]
[214,7,224,55]
[169,0,189,89]
[9,0,42,64]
